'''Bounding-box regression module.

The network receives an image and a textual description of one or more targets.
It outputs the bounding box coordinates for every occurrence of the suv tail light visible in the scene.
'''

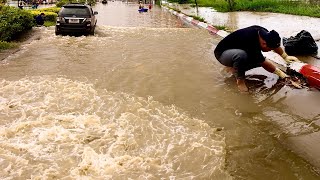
[84,18,92,26]
[85,18,92,22]
[56,17,65,23]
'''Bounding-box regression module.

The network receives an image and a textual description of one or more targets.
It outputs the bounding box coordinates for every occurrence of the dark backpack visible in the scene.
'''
[282,30,318,56]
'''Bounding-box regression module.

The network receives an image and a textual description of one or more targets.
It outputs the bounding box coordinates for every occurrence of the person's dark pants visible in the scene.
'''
[217,49,260,79]
[36,19,44,26]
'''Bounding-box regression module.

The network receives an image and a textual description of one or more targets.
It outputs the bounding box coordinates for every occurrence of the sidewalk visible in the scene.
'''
[162,4,320,173]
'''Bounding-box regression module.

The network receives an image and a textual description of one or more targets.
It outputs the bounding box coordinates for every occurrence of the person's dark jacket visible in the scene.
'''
[35,14,45,25]
[214,25,267,64]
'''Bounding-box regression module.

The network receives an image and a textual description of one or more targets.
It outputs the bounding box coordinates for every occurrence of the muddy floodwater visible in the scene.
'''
[0,2,320,179]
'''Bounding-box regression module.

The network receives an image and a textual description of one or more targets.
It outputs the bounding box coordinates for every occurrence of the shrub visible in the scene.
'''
[29,10,58,22]
[0,5,35,41]
[0,41,17,50]
[40,7,61,14]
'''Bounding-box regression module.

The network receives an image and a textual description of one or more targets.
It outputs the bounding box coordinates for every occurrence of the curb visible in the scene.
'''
[162,6,320,90]
[163,7,229,38]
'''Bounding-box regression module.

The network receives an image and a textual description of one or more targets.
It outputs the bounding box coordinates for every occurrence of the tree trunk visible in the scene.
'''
[195,0,198,15]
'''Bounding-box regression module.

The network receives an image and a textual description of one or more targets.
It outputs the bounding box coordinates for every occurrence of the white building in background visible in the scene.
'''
[41,0,57,4]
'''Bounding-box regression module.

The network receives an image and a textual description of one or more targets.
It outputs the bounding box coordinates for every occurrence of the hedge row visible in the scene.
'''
[0,5,35,41]
[0,40,17,50]
[0,5,60,42]
[29,10,58,22]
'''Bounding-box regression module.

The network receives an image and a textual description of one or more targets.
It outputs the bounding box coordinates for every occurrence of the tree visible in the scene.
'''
[194,0,198,15]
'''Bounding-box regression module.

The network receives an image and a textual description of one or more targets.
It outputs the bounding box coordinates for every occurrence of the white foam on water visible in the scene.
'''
[0,76,231,179]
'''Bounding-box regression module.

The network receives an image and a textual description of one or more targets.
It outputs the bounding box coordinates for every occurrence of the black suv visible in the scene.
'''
[55,3,98,35]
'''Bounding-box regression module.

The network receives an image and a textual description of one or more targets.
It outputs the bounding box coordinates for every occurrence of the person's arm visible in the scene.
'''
[261,59,288,78]
[273,47,300,63]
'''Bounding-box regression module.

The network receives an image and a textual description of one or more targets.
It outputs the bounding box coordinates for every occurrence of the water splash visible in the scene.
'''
[0,76,230,179]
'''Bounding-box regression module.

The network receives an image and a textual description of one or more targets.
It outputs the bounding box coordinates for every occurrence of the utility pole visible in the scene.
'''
[194,0,198,16]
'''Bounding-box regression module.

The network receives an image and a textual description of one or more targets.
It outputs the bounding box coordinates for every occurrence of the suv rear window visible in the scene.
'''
[59,7,91,16]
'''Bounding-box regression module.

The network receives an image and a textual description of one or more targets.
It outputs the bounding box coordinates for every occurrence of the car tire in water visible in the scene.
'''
[55,27,61,36]
[89,26,95,35]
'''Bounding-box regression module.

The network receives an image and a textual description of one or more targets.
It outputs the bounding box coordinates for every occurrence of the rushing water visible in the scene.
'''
[0,2,320,179]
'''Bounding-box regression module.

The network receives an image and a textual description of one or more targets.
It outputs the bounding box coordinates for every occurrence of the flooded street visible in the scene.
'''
[0,1,320,179]
[95,1,187,27]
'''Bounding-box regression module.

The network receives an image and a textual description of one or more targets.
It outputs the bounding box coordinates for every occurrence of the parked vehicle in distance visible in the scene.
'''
[102,0,108,4]
[55,3,98,35]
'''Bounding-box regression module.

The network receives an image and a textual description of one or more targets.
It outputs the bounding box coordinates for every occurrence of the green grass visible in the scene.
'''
[44,21,56,27]
[0,41,17,51]
[179,0,320,18]
[165,5,182,13]
[233,0,320,17]
[190,15,206,22]
[215,25,228,31]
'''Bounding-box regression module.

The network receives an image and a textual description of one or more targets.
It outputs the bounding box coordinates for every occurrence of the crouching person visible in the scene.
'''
[214,25,300,92]
[35,13,45,26]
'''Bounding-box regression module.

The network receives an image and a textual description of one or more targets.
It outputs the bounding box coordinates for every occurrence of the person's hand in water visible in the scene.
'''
[237,79,249,92]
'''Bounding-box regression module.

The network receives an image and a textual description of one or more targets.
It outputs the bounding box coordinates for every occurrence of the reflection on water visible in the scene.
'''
[0,3,320,178]
[94,1,187,28]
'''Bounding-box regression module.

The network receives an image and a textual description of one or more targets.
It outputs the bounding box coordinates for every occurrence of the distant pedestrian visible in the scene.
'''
[35,13,45,26]
[18,2,24,9]
[139,3,143,9]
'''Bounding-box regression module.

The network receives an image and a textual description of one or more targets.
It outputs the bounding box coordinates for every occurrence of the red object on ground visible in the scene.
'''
[299,64,320,89]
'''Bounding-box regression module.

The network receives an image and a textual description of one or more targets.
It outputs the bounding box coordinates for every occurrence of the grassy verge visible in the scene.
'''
[0,41,17,51]
[180,0,320,18]
[29,7,60,27]
[0,6,59,52]
[214,25,228,31]
[44,21,56,27]
[190,15,206,22]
